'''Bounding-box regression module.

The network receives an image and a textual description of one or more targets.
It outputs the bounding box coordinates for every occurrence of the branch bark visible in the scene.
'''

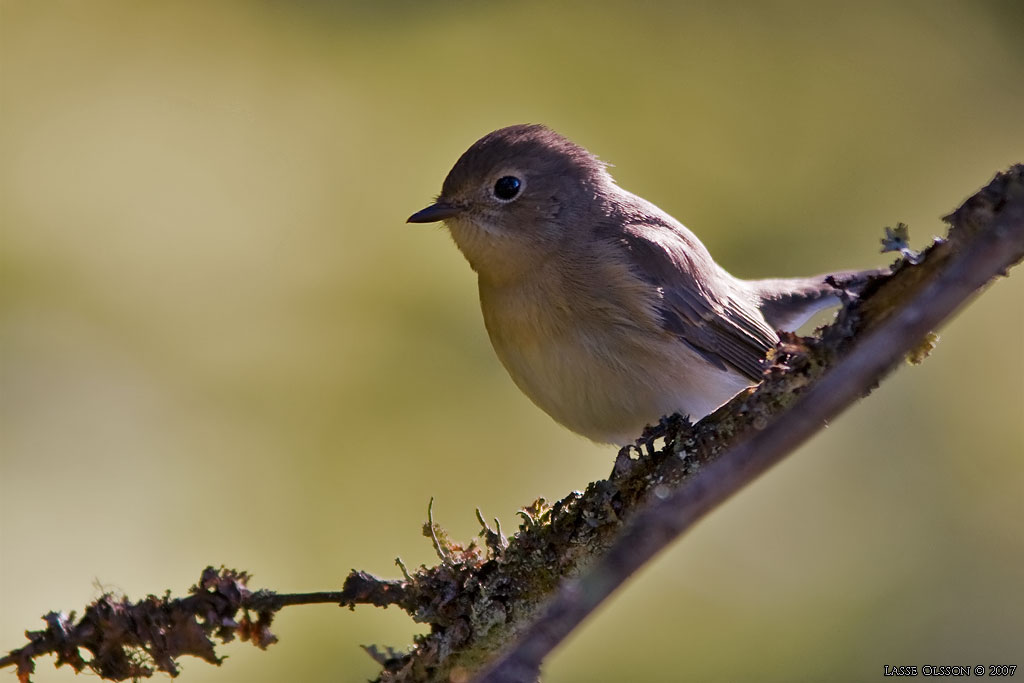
[3,165,1022,683]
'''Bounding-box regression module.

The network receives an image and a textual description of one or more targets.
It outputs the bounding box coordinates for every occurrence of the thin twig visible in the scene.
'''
[0,566,414,681]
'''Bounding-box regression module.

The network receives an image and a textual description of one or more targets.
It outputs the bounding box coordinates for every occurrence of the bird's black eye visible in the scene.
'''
[493,176,522,201]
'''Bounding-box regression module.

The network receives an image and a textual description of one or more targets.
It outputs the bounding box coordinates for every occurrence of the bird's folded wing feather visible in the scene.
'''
[619,223,778,382]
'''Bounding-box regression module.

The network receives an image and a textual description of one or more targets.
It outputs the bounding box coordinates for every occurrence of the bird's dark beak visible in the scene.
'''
[407,201,461,224]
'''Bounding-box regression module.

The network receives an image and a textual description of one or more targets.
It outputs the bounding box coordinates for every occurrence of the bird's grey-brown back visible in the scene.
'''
[408,124,878,444]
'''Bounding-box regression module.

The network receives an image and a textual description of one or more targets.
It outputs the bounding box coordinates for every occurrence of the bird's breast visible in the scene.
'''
[477,266,752,444]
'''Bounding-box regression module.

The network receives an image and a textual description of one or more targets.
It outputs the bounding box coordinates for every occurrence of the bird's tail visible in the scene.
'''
[746,268,886,332]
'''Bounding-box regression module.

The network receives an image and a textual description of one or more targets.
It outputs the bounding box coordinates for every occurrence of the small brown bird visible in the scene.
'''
[409,124,877,445]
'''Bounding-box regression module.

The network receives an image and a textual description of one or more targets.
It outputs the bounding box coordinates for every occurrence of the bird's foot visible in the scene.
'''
[610,414,690,480]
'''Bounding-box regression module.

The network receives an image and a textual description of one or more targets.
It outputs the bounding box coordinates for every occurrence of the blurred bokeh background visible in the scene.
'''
[2,1,1022,681]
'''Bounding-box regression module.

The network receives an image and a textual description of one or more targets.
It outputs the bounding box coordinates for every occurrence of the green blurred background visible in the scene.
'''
[2,2,1022,681]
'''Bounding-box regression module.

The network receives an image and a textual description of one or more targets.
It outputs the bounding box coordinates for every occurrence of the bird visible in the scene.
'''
[408,124,878,445]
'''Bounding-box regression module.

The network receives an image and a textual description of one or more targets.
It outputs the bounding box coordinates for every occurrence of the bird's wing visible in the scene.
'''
[618,222,778,381]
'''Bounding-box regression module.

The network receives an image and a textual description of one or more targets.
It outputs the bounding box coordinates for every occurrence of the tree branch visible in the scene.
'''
[3,165,1022,683]
[0,567,416,682]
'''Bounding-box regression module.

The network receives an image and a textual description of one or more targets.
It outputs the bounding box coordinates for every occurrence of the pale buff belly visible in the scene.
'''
[481,297,755,445]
